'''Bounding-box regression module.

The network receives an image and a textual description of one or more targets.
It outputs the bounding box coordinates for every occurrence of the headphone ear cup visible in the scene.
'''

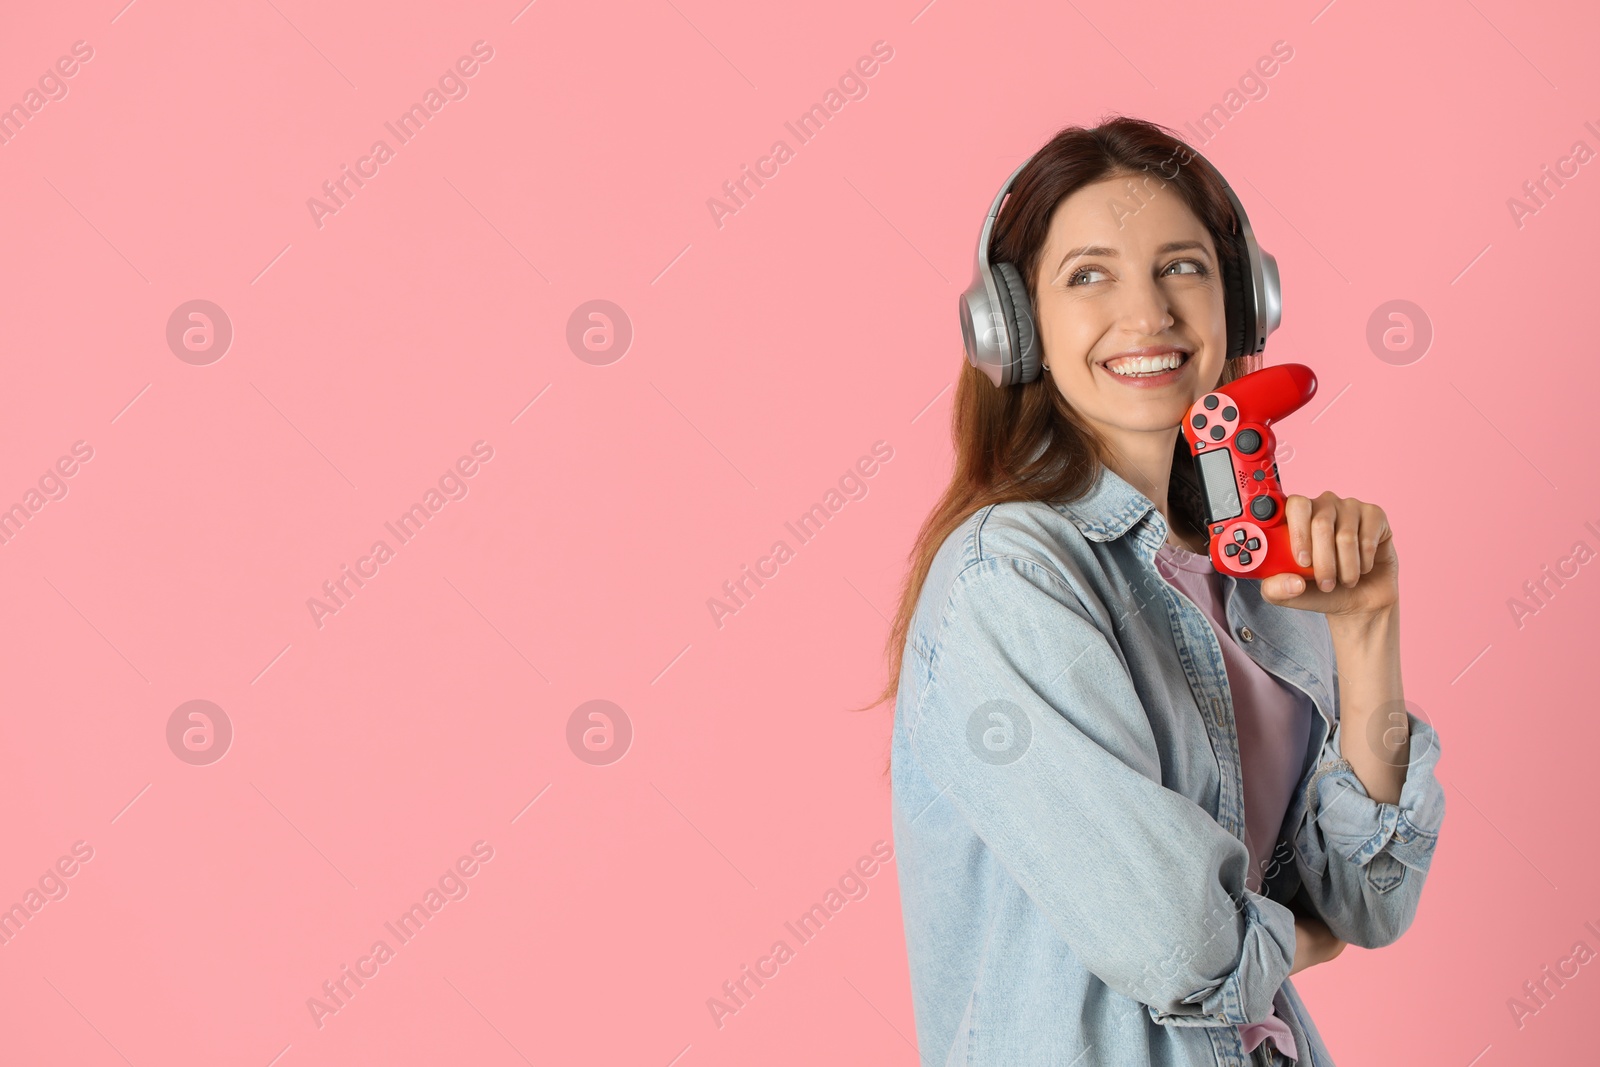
[992,261,1041,385]
[1219,235,1252,360]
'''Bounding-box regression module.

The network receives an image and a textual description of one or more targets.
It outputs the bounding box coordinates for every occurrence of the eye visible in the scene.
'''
[1164,258,1209,277]
[1066,266,1109,286]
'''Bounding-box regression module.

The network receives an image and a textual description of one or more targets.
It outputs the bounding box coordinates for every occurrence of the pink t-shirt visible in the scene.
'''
[1156,540,1315,1061]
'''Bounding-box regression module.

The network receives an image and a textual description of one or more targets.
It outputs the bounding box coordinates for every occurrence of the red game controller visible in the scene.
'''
[1180,363,1318,581]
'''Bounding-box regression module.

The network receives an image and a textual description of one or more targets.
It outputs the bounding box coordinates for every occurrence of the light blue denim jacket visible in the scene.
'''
[890,462,1445,1066]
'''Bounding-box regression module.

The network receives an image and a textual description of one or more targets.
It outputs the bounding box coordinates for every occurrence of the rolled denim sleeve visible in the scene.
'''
[905,555,1294,1027]
[1291,704,1445,950]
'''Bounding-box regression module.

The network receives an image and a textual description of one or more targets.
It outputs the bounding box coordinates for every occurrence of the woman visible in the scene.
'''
[869,117,1446,1065]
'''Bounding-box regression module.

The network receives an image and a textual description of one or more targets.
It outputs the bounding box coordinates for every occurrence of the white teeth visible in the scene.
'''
[1105,352,1187,376]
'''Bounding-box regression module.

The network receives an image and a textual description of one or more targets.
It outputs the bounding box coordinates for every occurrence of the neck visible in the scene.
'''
[1102,427,1200,548]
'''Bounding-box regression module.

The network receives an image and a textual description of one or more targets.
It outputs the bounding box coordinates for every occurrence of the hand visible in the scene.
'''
[1259,492,1398,621]
[1288,913,1348,976]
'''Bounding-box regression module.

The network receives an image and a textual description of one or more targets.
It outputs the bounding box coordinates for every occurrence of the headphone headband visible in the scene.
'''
[958,141,1282,388]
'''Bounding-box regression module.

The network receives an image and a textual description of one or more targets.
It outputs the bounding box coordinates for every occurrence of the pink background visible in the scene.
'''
[1,0,1596,1063]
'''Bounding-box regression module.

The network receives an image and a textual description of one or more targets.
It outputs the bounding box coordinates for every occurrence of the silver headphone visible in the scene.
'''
[958,144,1282,387]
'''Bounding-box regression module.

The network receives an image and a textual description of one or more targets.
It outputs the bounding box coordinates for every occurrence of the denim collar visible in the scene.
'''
[1051,463,1163,545]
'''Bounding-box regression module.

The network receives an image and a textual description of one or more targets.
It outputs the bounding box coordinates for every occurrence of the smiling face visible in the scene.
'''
[1032,173,1229,441]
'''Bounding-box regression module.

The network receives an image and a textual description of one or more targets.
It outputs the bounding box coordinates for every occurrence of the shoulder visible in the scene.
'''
[902,503,1150,747]
[927,499,1097,575]
[910,500,1117,657]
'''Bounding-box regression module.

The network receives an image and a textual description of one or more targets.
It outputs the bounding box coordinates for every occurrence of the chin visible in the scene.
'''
[1114,412,1190,434]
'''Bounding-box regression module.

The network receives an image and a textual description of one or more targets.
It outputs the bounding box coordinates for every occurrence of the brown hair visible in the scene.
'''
[853,115,1262,766]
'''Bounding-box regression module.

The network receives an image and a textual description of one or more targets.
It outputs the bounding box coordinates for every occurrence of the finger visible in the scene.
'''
[1285,494,1313,568]
[1358,503,1387,574]
[1335,497,1364,586]
[1311,492,1339,591]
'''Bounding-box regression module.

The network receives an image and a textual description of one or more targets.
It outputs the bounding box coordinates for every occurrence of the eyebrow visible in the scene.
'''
[1052,240,1211,282]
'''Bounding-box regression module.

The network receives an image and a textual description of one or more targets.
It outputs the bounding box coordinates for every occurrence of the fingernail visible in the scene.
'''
[1320,578,1335,591]
[1298,550,1311,566]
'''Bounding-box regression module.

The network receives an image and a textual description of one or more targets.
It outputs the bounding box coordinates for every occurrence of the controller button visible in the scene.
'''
[1233,529,1246,542]
[1235,429,1262,454]
[1191,414,1207,430]
[1252,470,1265,481]
[1204,395,1220,410]
[1250,495,1277,520]
[1239,550,1252,564]
[1209,426,1226,441]
[1222,406,1237,420]
[1247,537,1260,550]
[1211,525,1224,535]
[1225,543,1240,556]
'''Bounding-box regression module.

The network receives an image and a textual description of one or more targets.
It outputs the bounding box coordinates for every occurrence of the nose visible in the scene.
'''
[1114,270,1176,338]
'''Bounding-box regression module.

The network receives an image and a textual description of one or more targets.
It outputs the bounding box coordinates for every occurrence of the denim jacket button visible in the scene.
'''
[1239,626,1254,642]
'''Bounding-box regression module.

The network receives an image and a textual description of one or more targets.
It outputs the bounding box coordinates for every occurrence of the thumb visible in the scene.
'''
[1261,572,1309,604]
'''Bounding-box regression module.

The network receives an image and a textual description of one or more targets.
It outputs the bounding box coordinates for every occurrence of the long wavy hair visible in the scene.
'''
[854,115,1263,766]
